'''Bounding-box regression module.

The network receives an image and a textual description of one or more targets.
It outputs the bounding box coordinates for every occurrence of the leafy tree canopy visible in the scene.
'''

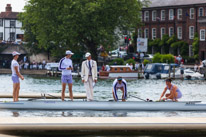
[19,0,148,60]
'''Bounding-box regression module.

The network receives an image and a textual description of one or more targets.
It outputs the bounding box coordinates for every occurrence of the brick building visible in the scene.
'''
[140,0,206,60]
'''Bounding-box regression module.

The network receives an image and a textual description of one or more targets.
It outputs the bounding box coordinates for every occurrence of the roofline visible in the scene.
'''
[142,3,206,10]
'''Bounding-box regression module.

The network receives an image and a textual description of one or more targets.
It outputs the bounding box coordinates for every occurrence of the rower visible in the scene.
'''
[112,76,127,101]
[159,78,182,102]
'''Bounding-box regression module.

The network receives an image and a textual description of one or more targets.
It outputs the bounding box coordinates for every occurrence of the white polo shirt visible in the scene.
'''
[11,59,19,76]
[58,57,73,75]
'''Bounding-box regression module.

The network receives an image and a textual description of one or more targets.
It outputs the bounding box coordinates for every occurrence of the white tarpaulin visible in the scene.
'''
[137,38,148,52]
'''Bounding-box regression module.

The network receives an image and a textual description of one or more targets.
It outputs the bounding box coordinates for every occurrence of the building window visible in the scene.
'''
[10,21,16,27]
[177,27,182,39]
[161,10,165,21]
[169,9,174,20]
[200,29,205,41]
[144,28,149,38]
[0,32,3,40]
[199,7,204,17]
[10,32,15,41]
[138,29,142,38]
[177,9,182,20]
[169,27,174,37]
[152,10,157,21]
[0,19,3,26]
[161,27,165,39]
[190,8,195,19]
[144,11,149,21]
[189,26,194,39]
[152,28,156,40]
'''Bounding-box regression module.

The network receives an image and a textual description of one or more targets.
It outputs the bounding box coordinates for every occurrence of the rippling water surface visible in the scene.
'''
[0,74,206,117]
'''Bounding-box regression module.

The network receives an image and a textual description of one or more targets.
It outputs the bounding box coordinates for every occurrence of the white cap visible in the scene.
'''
[12,51,20,56]
[66,50,74,55]
[85,52,91,58]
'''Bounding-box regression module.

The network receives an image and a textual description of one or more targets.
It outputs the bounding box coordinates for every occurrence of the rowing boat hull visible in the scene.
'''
[0,101,206,111]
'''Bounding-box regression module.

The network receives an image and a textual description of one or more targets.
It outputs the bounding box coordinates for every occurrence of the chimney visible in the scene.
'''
[6,4,12,12]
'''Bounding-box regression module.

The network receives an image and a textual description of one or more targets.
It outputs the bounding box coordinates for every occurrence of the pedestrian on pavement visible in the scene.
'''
[81,52,98,101]
[11,51,24,102]
[58,50,74,101]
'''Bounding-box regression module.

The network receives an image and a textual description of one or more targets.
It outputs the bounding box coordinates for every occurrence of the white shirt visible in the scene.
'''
[58,57,73,75]
[112,79,127,93]
[11,59,19,76]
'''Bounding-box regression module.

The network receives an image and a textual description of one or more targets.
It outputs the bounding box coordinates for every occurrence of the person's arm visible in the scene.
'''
[14,66,24,80]
[81,62,85,83]
[94,61,98,82]
[58,59,66,71]
[159,87,167,100]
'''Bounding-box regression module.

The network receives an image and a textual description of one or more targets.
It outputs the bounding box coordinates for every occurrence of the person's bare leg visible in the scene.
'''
[16,83,20,102]
[13,83,18,102]
[68,83,73,101]
[121,88,126,102]
[61,83,66,101]
[112,89,117,101]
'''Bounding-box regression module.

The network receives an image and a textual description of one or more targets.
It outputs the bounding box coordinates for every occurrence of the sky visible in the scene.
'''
[0,0,27,12]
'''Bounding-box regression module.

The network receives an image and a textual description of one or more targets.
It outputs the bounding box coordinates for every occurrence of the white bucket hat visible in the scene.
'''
[66,50,74,55]
[12,51,20,56]
[85,52,91,58]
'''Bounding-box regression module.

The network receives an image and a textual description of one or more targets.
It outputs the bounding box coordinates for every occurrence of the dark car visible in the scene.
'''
[124,53,139,61]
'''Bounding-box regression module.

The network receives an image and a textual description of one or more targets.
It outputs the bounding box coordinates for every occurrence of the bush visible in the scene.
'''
[125,58,136,66]
[152,53,174,63]
[109,58,124,65]
[143,59,150,65]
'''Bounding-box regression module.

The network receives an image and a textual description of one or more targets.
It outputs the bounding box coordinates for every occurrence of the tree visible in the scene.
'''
[192,33,199,59]
[19,0,148,60]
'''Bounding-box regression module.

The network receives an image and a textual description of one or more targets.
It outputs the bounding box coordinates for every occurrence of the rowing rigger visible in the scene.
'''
[0,100,205,111]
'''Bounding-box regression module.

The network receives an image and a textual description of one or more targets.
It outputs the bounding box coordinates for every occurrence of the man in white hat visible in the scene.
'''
[11,51,24,102]
[58,50,74,101]
[81,52,98,101]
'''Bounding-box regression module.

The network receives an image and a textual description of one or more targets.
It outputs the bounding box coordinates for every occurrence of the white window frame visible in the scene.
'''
[200,29,205,41]
[138,29,142,38]
[169,9,174,20]
[152,10,157,21]
[177,27,182,39]
[199,7,204,17]
[169,27,174,37]
[152,28,156,40]
[189,26,194,39]
[190,8,194,19]
[144,28,149,38]
[0,32,3,40]
[144,11,149,21]
[177,9,182,20]
[161,27,165,39]
[161,10,165,21]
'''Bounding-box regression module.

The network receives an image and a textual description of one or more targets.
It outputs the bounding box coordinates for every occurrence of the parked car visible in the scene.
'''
[45,63,59,71]
[109,49,127,59]
[144,54,153,61]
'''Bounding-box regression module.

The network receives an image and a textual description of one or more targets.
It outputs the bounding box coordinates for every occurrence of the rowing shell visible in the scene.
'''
[0,100,206,111]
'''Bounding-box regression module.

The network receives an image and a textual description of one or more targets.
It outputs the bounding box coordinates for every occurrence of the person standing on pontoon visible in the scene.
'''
[11,51,24,102]
[81,52,98,101]
[58,50,74,101]
[159,78,182,102]
[112,76,127,102]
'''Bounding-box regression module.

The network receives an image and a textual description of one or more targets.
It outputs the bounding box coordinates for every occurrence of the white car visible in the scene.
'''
[45,63,59,71]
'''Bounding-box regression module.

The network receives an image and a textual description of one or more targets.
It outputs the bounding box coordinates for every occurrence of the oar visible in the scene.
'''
[129,94,147,102]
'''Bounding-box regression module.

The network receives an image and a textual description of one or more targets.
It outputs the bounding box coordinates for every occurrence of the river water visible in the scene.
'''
[0,74,206,117]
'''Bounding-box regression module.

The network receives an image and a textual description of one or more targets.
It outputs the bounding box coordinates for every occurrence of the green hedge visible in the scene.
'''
[152,53,174,63]
[109,58,124,65]
[125,58,136,66]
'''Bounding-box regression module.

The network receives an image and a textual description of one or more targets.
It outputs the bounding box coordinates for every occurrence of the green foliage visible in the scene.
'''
[125,58,136,66]
[152,53,174,63]
[171,41,189,56]
[182,56,196,64]
[19,0,148,60]
[109,58,124,65]
[192,33,199,58]
[143,59,150,65]
[148,38,161,53]
[166,35,177,45]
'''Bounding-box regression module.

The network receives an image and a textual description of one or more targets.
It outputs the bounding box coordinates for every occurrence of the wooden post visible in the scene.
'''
[173,66,175,79]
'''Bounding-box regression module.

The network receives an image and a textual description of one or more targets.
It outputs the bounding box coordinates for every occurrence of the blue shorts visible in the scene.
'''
[61,75,72,84]
[12,75,20,83]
